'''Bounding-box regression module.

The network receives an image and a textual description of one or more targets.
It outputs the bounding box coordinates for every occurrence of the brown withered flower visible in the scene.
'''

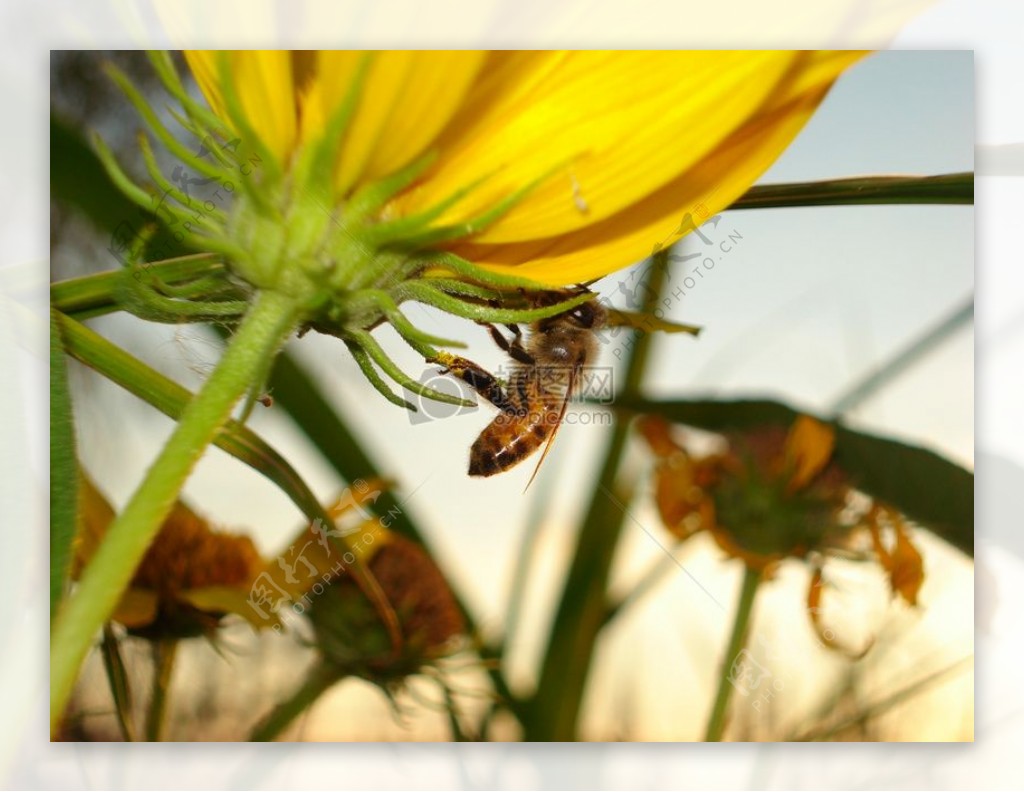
[75,476,270,639]
[304,531,466,683]
[638,414,925,655]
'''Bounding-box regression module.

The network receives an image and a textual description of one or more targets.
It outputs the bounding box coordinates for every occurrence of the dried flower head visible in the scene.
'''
[75,476,268,639]
[638,413,926,655]
[306,533,465,684]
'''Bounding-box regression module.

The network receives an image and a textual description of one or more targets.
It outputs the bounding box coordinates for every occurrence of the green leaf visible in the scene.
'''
[50,309,78,620]
[617,397,974,557]
[605,308,701,336]
[731,172,973,209]
[830,424,973,555]
[100,625,136,741]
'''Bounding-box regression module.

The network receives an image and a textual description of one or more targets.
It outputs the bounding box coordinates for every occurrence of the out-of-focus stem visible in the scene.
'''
[704,566,761,742]
[146,638,178,741]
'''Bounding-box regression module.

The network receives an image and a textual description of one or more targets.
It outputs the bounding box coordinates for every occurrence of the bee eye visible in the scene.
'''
[569,303,594,326]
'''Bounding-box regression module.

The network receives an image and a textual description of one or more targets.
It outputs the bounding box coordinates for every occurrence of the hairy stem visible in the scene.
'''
[50,289,304,733]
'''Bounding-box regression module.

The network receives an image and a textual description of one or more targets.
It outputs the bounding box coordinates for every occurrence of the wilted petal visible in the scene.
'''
[654,458,706,539]
[112,589,159,629]
[637,414,682,459]
[179,585,281,630]
[889,519,925,606]
[782,415,836,492]
[869,509,926,606]
[806,567,873,658]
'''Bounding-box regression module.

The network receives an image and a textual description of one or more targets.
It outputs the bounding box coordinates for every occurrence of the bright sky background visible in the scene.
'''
[67,50,976,742]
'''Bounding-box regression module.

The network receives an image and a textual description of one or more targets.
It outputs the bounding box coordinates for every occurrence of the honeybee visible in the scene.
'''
[434,290,606,487]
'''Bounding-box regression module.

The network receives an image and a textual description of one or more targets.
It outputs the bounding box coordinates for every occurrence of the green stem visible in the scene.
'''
[50,254,226,319]
[731,172,973,208]
[250,660,342,741]
[146,638,178,741]
[100,624,136,742]
[50,289,304,734]
[704,566,762,742]
[523,251,670,741]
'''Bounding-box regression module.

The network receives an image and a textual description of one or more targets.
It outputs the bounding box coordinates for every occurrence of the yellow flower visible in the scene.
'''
[638,414,925,655]
[75,476,269,638]
[97,52,868,415]
[184,50,867,285]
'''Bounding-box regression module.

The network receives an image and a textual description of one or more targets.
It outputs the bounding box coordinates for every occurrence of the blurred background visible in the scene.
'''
[50,50,973,742]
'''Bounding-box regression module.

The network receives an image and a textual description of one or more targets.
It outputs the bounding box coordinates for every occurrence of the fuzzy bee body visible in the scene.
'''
[468,368,566,476]
[442,293,606,482]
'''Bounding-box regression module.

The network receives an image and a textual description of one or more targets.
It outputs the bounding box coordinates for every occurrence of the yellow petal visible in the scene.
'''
[326,478,391,519]
[185,50,298,165]
[178,585,280,630]
[782,415,836,492]
[312,51,412,195]
[182,50,225,118]
[775,50,871,104]
[266,507,390,601]
[112,588,158,628]
[456,85,831,285]
[396,51,797,242]
[299,52,486,198]
[360,51,487,184]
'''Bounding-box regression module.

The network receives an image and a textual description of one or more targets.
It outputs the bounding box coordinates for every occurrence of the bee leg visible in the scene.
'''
[430,352,514,413]
[505,324,533,362]
[507,340,534,366]
[481,322,534,365]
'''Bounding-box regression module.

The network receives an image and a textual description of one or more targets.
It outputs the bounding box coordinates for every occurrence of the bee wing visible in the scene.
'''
[523,362,579,492]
